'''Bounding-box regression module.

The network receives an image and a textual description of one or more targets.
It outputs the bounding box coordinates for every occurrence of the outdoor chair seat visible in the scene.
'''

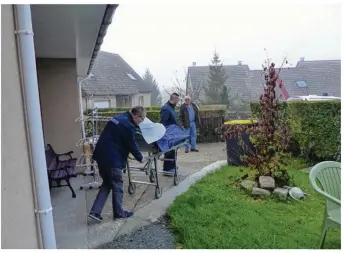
[49,159,77,179]
[309,161,341,249]
[45,144,77,198]
[327,207,341,224]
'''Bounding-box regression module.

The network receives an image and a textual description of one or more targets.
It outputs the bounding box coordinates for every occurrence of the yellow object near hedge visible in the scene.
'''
[224,119,258,125]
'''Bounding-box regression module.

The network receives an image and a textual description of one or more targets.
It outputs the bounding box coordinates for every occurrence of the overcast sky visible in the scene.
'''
[101,3,341,94]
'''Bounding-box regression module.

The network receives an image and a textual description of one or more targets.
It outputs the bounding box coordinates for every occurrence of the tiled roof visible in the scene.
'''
[188,60,341,102]
[82,51,152,96]
[188,65,252,102]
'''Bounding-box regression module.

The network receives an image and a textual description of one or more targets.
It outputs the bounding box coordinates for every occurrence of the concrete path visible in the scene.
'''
[51,142,227,249]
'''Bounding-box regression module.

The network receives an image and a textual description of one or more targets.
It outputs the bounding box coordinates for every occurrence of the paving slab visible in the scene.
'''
[51,142,227,249]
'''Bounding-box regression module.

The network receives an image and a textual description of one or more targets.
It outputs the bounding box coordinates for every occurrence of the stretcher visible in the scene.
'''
[124,130,188,199]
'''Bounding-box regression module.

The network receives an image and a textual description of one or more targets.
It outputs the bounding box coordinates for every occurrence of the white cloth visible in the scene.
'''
[138,117,166,144]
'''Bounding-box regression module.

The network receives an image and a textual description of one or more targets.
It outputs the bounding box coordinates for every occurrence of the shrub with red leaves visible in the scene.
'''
[224,60,292,185]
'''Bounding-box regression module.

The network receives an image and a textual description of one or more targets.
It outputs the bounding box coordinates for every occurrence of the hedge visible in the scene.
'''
[250,101,341,163]
[85,108,226,143]
[86,108,226,122]
[287,101,341,162]
[85,106,162,114]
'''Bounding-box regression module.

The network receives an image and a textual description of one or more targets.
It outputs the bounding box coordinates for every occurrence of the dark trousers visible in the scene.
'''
[90,165,124,217]
[163,150,176,171]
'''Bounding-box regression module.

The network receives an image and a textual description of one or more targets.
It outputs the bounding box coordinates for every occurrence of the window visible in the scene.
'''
[126,72,137,80]
[116,95,131,107]
[296,81,307,88]
[139,96,144,106]
[93,101,110,109]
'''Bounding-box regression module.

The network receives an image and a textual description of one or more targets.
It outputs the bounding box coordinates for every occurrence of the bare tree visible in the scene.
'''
[165,69,202,106]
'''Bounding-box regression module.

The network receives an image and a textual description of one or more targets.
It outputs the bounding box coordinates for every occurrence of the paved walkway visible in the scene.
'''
[51,142,226,249]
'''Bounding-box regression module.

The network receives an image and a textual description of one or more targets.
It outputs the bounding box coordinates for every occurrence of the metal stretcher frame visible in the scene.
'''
[124,132,188,199]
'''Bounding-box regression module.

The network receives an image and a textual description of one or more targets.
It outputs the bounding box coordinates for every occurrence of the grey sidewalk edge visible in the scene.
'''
[110,160,228,239]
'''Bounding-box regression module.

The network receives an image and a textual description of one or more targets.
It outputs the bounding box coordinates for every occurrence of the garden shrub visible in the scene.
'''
[225,61,292,185]
[85,108,226,142]
[287,101,341,163]
[250,100,341,163]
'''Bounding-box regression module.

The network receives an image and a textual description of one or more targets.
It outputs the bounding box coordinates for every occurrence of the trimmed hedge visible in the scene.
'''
[85,106,162,114]
[287,101,341,162]
[85,108,226,143]
[250,101,341,163]
[86,108,226,122]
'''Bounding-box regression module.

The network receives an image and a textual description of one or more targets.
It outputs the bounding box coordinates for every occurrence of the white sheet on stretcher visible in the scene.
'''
[138,117,166,144]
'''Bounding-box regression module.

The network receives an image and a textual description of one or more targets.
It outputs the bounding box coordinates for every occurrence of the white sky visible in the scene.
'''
[101,3,341,92]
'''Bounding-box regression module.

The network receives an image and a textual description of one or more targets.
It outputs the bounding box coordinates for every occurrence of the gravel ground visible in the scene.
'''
[99,216,176,249]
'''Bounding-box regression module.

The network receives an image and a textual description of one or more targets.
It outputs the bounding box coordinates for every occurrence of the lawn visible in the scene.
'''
[167,159,341,249]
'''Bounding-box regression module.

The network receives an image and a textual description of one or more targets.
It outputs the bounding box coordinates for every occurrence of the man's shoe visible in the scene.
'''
[89,212,103,222]
[191,149,199,152]
[163,169,176,176]
[185,150,189,153]
[114,210,134,219]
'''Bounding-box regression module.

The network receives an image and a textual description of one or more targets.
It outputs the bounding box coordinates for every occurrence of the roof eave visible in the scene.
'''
[87,4,119,75]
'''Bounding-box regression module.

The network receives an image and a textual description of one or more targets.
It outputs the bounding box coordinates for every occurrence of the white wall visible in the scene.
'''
[1,5,41,248]
[83,97,116,110]
[131,93,151,107]
[37,59,82,158]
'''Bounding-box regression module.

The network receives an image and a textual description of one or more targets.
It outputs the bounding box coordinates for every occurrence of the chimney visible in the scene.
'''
[300,57,305,62]
[238,61,242,65]
[192,62,196,66]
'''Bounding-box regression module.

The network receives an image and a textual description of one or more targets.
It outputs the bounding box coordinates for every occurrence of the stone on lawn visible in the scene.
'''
[251,187,271,197]
[273,187,289,199]
[259,176,275,191]
[240,180,258,193]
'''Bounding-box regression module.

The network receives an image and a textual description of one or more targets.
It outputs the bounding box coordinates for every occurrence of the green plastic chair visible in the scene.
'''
[309,161,341,249]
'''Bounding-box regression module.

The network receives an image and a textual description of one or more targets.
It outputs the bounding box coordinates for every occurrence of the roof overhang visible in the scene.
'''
[31,4,118,76]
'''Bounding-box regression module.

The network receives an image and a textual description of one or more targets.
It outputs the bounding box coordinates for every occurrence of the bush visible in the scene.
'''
[250,101,288,122]
[250,100,341,163]
[287,101,341,163]
[85,108,226,142]
[84,106,162,114]
[225,62,292,185]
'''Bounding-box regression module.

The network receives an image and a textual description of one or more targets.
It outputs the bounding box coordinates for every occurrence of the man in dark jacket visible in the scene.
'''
[160,93,179,174]
[179,95,200,153]
[89,106,146,222]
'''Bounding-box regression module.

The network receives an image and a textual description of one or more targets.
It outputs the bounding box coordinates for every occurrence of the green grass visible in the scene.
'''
[167,159,341,249]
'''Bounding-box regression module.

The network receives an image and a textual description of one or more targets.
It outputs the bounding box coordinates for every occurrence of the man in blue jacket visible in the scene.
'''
[160,93,180,175]
[89,106,146,222]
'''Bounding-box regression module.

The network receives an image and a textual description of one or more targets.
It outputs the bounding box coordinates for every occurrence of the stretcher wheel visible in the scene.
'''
[173,175,180,186]
[149,173,155,183]
[155,187,162,199]
[128,183,136,195]
[79,186,83,190]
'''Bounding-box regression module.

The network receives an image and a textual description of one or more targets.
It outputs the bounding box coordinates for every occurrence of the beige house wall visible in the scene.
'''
[37,59,82,158]
[82,93,152,110]
[131,93,151,107]
[1,4,41,249]
[83,97,116,110]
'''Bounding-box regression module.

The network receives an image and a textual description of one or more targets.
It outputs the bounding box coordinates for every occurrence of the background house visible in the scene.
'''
[81,51,152,109]
[186,61,252,105]
[187,58,341,106]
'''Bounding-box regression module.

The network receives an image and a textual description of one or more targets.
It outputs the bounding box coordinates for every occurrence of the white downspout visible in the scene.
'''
[14,5,56,249]
[78,75,92,139]
[78,79,86,139]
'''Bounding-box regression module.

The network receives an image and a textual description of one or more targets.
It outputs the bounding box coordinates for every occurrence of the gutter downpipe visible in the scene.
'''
[78,79,86,139]
[14,5,57,249]
[78,76,92,139]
